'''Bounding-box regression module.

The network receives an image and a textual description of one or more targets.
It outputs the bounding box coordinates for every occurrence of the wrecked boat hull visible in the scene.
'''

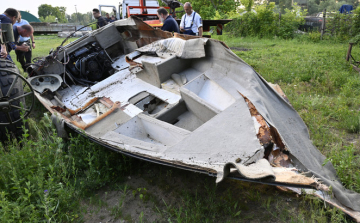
[30,16,360,221]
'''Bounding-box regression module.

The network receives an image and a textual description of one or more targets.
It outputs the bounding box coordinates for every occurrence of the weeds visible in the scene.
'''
[0,114,133,222]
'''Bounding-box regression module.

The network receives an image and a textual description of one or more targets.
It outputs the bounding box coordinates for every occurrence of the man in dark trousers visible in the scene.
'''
[14,14,36,72]
[6,25,33,62]
[92,8,108,29]
[157,8,179,33]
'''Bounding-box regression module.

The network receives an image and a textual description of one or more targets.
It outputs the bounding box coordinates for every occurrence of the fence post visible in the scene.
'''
[279,11,281,25]
[321,9,326,40]
[346,42,354,62]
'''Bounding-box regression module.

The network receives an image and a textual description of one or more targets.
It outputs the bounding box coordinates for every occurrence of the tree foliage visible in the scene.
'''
[158,0,240,19]
[66,12,96,25]
[225,3,306,39]
[38,4,67,23]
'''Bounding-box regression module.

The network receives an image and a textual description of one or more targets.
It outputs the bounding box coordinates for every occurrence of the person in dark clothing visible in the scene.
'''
[92,8,108,29]
[0,8,18,24]
[157,7,179,33]
[5,25,33,61]
[105,13,111,23]
[110,15,117,23]
[14,15,36,72]
[0,8,19,60]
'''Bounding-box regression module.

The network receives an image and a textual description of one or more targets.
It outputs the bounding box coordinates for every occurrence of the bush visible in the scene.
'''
[325,8,360,42]
[277,6,306,39]
[225,3,305,39]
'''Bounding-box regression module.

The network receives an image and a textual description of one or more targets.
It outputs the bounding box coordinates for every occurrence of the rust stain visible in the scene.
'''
[125,54,144,71]
[120,103,129,110]
[50,106,67,113]
[99,97,114,108]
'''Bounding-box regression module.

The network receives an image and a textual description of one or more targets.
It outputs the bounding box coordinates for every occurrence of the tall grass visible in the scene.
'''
[0,114,133,222]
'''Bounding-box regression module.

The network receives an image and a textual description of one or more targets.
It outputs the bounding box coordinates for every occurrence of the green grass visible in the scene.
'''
[0,34,359,222]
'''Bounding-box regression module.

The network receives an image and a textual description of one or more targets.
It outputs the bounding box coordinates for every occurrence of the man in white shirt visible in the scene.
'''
[14,15,35,72]
[180,2,203,36]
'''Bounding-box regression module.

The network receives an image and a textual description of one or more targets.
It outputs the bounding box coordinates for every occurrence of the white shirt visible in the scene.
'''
[180,11,202,34]
[14,19,30,42]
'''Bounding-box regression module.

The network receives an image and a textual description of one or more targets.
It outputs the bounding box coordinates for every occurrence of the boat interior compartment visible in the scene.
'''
[129,91,169,115]
[135,56,194,88]
[181,74,236,111]
[113,113,190,146]
[155,96,217,132]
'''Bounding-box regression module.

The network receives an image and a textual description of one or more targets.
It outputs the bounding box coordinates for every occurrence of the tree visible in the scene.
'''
[39,15,57,23]
[38,4,67,23]
[158,0,239,19]
[66,12,96,25]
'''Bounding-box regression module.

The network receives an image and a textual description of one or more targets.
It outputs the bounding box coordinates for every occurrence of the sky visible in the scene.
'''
[2,0,122,17]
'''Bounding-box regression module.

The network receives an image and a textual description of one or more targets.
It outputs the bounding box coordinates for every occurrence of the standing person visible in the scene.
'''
[14,15,36,72]
[0,8,19,60]
[92,8,108,29]
[105,13,111,23]
[157,7,179,33]
[180,2,203,36]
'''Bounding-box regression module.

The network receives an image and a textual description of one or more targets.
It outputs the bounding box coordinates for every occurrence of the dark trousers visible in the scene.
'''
[15,41,32,72]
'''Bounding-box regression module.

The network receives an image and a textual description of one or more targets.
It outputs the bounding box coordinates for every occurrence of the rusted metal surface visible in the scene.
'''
[99,97,114,108]
[51,106,67,113]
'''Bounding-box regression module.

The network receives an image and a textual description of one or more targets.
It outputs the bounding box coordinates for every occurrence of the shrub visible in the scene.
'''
[277,6,306,39]
[225,3,305,39]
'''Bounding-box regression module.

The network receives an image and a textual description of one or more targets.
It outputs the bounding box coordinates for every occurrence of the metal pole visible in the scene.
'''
[75,5,78,23]
[320,9,326,40]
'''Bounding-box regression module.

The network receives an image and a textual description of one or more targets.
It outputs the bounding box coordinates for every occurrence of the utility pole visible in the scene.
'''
[75,5,78,23]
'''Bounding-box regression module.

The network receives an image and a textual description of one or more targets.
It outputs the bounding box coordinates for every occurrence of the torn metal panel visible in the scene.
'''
[29,16,360,221]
